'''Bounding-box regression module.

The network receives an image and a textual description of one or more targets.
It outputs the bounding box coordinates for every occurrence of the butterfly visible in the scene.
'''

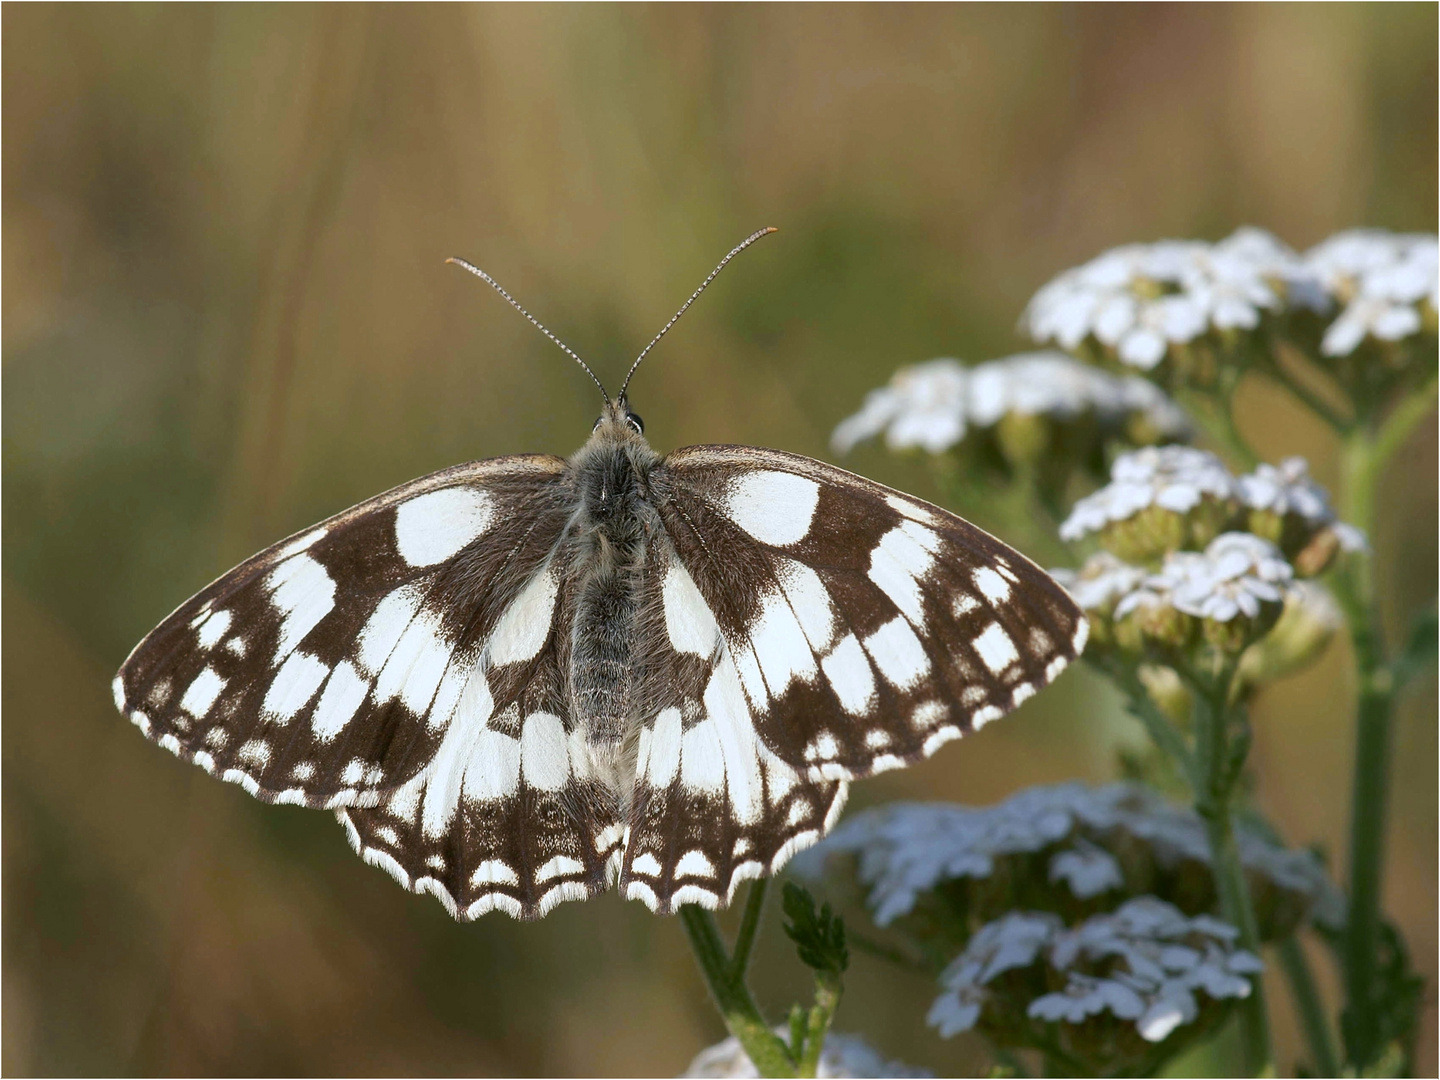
[114,228,1087,921]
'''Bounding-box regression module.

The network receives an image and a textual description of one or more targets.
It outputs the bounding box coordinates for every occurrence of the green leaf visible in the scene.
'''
[781,882,849,976]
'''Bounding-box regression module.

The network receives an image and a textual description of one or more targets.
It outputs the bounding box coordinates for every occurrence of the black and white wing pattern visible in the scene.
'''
[609,532,850,914]
[612,445,1087,910]
[114,455,621,919]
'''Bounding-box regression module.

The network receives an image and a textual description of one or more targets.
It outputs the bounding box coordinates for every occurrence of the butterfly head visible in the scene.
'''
[591,394,646,442]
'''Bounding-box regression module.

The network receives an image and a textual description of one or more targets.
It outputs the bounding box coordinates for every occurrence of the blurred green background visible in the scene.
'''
[4,5,1435,1076]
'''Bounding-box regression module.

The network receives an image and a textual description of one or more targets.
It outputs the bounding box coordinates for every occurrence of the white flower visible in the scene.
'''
[1051,552,1149,614]
[1035,898,1262,1043]
[1237,456,1369,555]
[1059,446,1235,542]
[1237,456,1334,524]
[830,359,969,454]
[831,352,1191,455]
[1301,230,1439,356]
[1118,532,1293,624]
[1023,229,1299,369]
[927,912,1062,1036]
[794,782,1344,930]
[966,352,1110,426]
[682,1031,931,1078]
[928,898,1261,1045]
[1330,522,1369,553]
[1049,841,1125,898]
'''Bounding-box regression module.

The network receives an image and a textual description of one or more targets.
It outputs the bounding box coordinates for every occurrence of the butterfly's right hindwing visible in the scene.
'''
[114,455,573,810]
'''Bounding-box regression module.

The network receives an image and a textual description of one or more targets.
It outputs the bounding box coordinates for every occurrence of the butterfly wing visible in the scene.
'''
[648,445,1087,783]
[114,455,577,807]
[614,530,849,914]
[117,452,626,920]
[611,444,1085,914]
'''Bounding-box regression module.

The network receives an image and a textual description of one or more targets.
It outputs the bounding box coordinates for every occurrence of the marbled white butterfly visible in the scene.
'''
[114,229,1087,921]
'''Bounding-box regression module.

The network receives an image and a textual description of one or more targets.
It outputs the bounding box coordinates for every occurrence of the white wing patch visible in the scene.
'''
[394,487,495,567]
[662,562,720,657]
[723,470,820,546]
[488,565,558,666]
[863,616,931,689]
[266,554,336,659]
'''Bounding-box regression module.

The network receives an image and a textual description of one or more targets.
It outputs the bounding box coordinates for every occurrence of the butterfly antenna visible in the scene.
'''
[446,256,610,403]
[618,226,778,400]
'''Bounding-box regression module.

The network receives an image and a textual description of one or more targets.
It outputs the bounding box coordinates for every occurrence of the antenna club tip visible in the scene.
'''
[763,226,779,234]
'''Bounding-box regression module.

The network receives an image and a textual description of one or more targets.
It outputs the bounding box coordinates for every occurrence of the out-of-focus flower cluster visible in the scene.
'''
[795,785,1338,1073]
[1022,226,1438,397]
[926,898,1261,1071]
[681,1030,931,1078]
[1022,228,1300,378]
[1053,447,1356,667]
[794,783,1342,948]
[831,352,1190,500]
[1302,230,1439,358]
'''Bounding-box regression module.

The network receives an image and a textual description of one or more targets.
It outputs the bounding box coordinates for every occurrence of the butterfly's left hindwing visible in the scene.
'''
[648,446,1087,783]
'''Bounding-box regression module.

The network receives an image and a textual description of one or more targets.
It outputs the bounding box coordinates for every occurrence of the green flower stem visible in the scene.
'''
[1277,935,1341,1077]
[679,901,797,1077]
[1192,663,1273,1076]
[797,971,843,1079]
[1176,385,1261,470]
[1104,660,1200,790]
[1332,381,1435,1067]
[730,877,769,979]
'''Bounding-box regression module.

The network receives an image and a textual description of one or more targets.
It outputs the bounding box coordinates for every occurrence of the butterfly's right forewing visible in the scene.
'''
[114,455,574,810]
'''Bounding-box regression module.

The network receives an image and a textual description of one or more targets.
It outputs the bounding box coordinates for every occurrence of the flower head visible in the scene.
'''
[1300,230,1439,357]
[1059,446,1237,560]
[928,897,1262,1067]
[1115,533,1293,652]
[1237,457,1368,572]
[831,359,969,455]
[1022,229,1302,377]
[831,352,1190,459]
[794,782,1342,940]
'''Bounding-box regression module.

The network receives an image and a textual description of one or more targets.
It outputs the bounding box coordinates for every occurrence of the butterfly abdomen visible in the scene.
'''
[565,427,664,789]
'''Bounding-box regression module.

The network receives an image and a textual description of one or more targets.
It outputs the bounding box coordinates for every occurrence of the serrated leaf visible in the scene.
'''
[782,882,849,976]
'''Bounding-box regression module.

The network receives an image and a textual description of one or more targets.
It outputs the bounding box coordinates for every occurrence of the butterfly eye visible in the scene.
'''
[626,412,645,435]
[593,416,605,433]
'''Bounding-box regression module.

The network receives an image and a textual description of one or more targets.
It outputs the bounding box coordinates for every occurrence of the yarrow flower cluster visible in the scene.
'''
[1301,230,1439,357]
[1023,226,1438,393]
[1059,446,1363,572]
[794,783,1342,943]
[1021,228,1304,375]
[682,1030,930,1078]
[1059,446,1236,558]
[830,352,1190,457]
[927,898,1262,1062]
[1109,533,1294,653]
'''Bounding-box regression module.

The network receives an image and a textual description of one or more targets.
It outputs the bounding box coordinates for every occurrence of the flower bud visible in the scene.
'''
[1237,581,1342,692]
